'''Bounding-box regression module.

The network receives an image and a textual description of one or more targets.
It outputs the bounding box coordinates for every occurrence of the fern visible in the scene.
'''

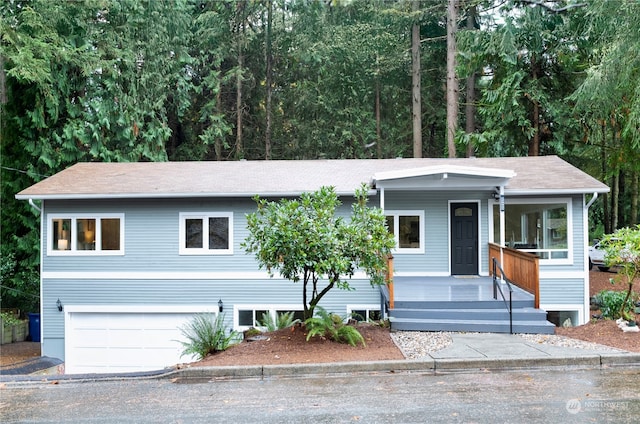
[178,313,238,360]
[258,311,300,331]
[304,306,365,347]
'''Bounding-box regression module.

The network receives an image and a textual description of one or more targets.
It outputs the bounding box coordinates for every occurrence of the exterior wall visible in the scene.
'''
[39,196,380,360]
[383,190,491,276]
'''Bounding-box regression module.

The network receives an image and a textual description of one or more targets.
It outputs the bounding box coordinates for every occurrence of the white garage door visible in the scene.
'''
[65,306,214,374]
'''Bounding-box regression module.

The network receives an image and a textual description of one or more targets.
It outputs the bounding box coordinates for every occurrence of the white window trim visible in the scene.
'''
[234,304,303,331]
[179,212,234,255]
[46,213,125,256]
[385,210,425,254]
[488,198,573,265]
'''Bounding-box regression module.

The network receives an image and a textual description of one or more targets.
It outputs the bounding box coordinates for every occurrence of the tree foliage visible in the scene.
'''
[2,0,640,313]
[243,185,395,320]
[603,225,640,320]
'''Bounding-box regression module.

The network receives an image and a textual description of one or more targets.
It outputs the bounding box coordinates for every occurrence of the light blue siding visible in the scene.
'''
[384,190,490,274]
[41,276,379,360]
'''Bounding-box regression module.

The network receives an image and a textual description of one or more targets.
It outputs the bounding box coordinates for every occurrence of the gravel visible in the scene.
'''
[390,331,625,360]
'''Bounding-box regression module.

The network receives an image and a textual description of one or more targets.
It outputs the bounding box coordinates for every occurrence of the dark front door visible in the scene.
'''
[451,203,478,275]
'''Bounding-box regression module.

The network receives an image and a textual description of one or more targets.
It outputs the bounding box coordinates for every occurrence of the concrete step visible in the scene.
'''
[389,317,556,334]
[392,299,535,310]
[391,307,548,321]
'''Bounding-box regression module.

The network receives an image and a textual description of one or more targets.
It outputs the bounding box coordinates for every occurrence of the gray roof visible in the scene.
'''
[16,156,609,200]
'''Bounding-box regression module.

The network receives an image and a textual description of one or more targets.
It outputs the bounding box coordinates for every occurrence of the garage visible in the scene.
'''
[64,306,211,374]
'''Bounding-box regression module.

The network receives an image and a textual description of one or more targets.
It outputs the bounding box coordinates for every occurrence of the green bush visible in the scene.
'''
[304,306,365,347]
[258,311,300,332]
[178,313,238,360]
[593,290,637,319]
[0,312,21,326]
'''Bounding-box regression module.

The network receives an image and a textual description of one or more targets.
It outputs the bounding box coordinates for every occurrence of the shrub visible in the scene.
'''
[258,311,300,332]
[178,313,238,360]
[304,306,365,347]
[593,290,637,320]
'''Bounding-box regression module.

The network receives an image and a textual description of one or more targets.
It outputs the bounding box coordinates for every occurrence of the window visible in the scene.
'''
[235,305,304,330]
[347,305,381,322]
[179,212,233,255]
[385,210,424,253]
[48,214,124,255]
[491,200,571,263]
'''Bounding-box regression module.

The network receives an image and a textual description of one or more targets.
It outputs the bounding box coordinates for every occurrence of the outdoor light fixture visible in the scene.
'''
[56,298,63,312]
[218,299,223,313]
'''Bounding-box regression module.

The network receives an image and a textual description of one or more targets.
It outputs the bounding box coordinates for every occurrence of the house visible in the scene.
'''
[16,156,609,373]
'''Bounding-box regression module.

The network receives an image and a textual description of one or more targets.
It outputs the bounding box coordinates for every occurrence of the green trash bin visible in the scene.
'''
[28,313,41,342]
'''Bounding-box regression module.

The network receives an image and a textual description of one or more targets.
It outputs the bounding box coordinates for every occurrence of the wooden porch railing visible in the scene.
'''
[385,254,394,309]
[488,243,540,308]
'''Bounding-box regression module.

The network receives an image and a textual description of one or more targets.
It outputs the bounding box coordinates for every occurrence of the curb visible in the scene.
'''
[163,353,640,381]
[3,354,640,385]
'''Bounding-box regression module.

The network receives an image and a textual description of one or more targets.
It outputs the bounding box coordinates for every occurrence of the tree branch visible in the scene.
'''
[515,0,587,13]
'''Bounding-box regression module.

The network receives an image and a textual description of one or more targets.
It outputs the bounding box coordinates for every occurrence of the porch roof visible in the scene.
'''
[371,164,516,191]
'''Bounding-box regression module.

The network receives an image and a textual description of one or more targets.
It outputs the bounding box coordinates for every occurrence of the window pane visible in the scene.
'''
[255,310,269,326]
[209,217,229,250]
[53,219,72,251]
[385,216,395,235]
[185,218,203,248]
[101,218,121,250]
[351,310,367,321]
[238,310,253,326]
[398,216,420,248]
[77,219,96,250]
[494,204,568,254]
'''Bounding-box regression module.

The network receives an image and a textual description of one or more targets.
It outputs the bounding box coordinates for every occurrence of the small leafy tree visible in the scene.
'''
[603,225,640,320]
[243,184,395,320]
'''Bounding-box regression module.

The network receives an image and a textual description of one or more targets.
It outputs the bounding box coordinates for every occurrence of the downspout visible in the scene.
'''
[29,198,41,213]
[585,191,598,209]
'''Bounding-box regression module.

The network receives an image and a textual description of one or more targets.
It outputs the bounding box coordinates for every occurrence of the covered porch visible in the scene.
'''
[381,248,555,334]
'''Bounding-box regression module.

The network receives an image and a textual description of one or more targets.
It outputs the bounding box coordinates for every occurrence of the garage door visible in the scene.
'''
[65,306,211,374]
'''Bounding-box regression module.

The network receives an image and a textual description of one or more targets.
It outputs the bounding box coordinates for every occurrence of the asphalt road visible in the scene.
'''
[2,367,640,423]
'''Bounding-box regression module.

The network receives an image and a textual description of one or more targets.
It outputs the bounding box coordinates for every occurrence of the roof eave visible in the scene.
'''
[504,188,610,196]
[15,189,377,201]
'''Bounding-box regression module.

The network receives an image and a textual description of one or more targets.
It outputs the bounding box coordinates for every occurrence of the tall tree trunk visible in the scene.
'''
[375,75,382,158]
[446,0,458,158]
[528,54,540,156]
[601,122,610,234]
[611,123,619,230]
[411,1,422,158]
[265,0,273,160]
[236,24,244,159]
[612,169,619,230]
[215,89,222,161]
[0,55,6,105]
[464,4,476,158]
[631,171,639,225]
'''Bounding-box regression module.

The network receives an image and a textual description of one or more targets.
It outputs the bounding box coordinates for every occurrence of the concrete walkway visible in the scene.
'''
[2,333,640,383]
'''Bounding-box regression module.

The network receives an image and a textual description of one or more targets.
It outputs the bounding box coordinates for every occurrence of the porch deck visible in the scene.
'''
[392,276,533,303]
[385,276,555,334]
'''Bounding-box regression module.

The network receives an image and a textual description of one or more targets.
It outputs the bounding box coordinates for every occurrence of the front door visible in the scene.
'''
[451,203,478,275]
